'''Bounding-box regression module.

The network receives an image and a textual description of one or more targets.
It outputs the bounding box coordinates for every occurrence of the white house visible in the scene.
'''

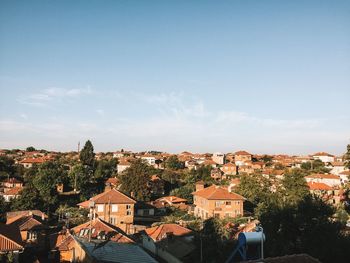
[212,152,225,165]
[312,152,335,163]
[305,173,341,187]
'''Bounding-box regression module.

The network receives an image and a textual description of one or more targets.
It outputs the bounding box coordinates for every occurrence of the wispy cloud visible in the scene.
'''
[18,86,92,106]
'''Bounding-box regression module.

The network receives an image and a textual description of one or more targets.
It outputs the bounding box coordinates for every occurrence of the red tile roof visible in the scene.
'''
[234,151,251,156]
[7,215,44,231]
[192,185,245,200]
[307,182,332,191]
[3,187,23,195]
[156,196,187,204]
[72,218,134,243]
[312,152,334,157]
[19,157,46,164]
[2,178,22,184]
[306,173,340,180]
[77,189,136,208]
[145,224,192,242]
[106,177,119,185]
[0,224,24,252]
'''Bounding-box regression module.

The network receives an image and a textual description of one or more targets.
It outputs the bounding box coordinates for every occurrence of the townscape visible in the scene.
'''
[1,142,350,263]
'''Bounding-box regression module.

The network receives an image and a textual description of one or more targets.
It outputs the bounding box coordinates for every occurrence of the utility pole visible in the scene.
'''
[74,141,80,192]
[88,200,95,242]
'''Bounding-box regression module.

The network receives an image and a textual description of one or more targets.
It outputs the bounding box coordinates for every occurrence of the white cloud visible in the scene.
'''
[18,86,92,106]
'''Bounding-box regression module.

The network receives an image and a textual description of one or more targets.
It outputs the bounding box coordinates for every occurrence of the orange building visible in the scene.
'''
[77,189,136,233]
[192,182,245,219]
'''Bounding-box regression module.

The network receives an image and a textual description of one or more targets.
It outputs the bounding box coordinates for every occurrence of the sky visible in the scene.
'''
[0,0,349,155]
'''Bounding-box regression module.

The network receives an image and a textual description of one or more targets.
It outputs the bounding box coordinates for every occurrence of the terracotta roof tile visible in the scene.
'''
[192,185,245,200]
[307,182,333,191]
[0,224,24,252]
[306,173,340,180]
[77,189,136,207]
[72,218,134,243]
[145,224,192,242]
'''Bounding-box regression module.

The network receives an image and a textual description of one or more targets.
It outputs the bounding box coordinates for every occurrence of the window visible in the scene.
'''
[126,204,131,210]
[127,210,132,216]
[109,217,116,225]
[225,201,231,206]
[214,213,220,218]
[27,231,37,240]
[225,213,232,218]
[97,204,104,212]
[215,201,223,207]
[111,204,118,212]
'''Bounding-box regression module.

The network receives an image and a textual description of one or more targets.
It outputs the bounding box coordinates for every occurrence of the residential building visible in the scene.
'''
[77,188,136,233]
[142,223,195,263]
[234,151,252,166]
[220,162,237,176]
[211,168,225,180]
[18,157,46,168]
[0,223,24,262]
[6,214,46,250]
[312,152,335,163]
[1,178,23,188]
[192,183,245,219]
[305,173,341,187]
[212,152,225,165]
[117,159,132,174]
[1,187,22,202]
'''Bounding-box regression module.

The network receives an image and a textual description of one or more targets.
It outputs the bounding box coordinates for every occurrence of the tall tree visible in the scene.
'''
[0,196,9,223]
[344,144,350,169]
[11,182,44,212]
[79,140,95,167]
[260,196,350,263]
[26,146,36,152]
[165,155,184,170]
[32,161,66,214]
[119,159,152,201]
[0,156,15,179]
[280,168,309,205]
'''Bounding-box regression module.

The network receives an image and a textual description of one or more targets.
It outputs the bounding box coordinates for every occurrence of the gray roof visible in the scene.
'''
[79,239,158,263]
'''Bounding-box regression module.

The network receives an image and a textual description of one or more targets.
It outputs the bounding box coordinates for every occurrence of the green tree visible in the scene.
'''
[280,168,309,205]
[69,164,93,200]
[0,156,15,179]
[237,173,275,208]
[32,161,66,214]
[11,182,44,211]
[79,140,95,167]
[301,159,330,173]
[170,184,195,202]
[260,196,350,263]
[119,159,152,201]
[0,196,9,223]
[26,146,36,152]
[344,144,350,169]
[94,158,117,192]
[165,155,184,170]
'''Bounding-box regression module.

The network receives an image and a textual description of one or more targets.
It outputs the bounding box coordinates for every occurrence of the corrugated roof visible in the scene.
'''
[80,239,158,263]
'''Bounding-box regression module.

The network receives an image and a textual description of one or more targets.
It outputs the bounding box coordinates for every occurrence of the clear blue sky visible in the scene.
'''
[0,0,349,154]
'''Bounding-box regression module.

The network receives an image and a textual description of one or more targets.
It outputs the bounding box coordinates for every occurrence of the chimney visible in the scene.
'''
[105,183,112,192]
[195,181,205,192]
[131,191,135,198]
